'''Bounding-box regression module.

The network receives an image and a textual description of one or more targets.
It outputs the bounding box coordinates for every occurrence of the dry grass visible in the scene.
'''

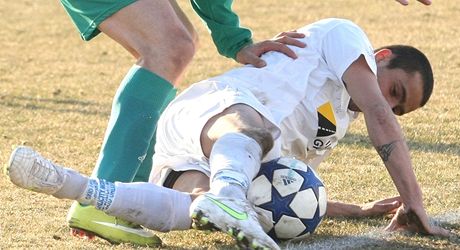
[1,0,459,249]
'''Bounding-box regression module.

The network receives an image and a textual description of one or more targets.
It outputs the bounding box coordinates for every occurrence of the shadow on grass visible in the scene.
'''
[341,132,460,156]
[285,234,446,250]
[0,94,109,117]
[285,216,460,250]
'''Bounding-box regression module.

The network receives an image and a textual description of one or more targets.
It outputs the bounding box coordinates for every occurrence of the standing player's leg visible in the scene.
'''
[63,0,197,245]
[190,104,280,250]
[133,0,199,182]
[92,0,196,184]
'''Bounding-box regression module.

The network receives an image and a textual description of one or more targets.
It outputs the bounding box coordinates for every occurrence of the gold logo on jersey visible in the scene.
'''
[316,102,336,137]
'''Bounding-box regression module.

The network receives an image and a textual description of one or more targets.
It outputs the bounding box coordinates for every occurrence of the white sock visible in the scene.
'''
[53,168,89,200]
[106,182,192,232]
[74,178,116,211]
[210,180,247,200]
[51,168,115,211]
[209,133,262,199]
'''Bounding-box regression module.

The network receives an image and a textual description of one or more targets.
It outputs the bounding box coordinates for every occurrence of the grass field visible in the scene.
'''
[1,0,459,249]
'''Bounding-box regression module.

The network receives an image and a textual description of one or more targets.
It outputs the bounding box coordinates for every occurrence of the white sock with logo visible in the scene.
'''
[51,168,115,211]
[208,133,262,200]
[55,171,192,231]
[76,178,116,211]
[105,182,192,231]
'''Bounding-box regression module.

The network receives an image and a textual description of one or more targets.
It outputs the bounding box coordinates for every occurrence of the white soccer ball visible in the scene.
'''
[248,157,327,241]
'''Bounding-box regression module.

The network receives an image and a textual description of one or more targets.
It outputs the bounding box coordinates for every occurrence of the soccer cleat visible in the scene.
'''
[190,193,280,250]
[67,202,162,246]
[6,146,67,194]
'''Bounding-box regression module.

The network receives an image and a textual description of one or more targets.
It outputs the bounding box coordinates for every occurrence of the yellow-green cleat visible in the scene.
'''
[67,202,162,247]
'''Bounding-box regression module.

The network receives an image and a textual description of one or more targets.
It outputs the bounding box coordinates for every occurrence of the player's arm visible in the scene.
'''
[342,56,450,237]
[191,0,305,67]
[306,153,401,218]
[326,197,401,218]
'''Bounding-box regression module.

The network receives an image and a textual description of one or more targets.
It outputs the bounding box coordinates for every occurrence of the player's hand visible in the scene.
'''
[360,196,402,217]
[395,0,432,5]
[235,31,306,68]
[385,206,452,237]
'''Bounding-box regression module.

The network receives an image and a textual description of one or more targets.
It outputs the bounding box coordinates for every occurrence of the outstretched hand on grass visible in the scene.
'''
[236,31,306,68]
[385,206,453,237]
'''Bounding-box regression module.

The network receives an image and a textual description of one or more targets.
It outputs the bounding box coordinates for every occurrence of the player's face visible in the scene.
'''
[376,64,424,116]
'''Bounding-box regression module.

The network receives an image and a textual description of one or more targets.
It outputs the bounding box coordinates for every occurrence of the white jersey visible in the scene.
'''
[150,18,377,183]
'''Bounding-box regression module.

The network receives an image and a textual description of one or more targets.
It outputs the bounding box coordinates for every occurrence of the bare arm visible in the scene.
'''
[342,56,450,236]
[326,197,401,218]
[343,56,421,210]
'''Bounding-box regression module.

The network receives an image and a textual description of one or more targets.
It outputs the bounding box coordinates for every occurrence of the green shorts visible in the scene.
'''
[60,0,137,41]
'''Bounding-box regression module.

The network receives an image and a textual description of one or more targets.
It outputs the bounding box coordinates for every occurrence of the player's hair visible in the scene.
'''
[375,45,433,107]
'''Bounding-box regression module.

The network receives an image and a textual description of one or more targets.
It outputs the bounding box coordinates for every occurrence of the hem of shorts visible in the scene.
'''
[192,98,280,158]
[80,0,138,41]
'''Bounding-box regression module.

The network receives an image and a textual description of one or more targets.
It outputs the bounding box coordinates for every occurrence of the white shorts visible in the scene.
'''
[149,78,282,185]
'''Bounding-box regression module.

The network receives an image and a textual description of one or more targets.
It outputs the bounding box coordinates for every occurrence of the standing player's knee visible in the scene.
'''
[165,28,196,70]
[138,26,196,77]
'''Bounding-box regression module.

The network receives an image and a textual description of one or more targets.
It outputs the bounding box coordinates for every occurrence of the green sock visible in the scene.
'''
[92,65,175,182]
[133,89,177,182]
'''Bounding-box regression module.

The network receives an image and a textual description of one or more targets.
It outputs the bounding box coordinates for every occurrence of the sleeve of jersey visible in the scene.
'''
[321,21,377,81]
[191,0,253,60]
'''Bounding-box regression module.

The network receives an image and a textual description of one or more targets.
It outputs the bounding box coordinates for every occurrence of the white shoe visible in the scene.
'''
[190,193,280,250]
[6,146,66,194]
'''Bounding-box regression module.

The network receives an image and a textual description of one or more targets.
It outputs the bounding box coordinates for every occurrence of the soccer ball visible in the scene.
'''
[248,157,327,241]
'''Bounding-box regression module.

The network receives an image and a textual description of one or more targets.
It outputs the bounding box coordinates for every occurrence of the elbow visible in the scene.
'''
[367,103,394,126]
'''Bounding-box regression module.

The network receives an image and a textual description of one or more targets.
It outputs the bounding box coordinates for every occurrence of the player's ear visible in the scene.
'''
[374,49,393,62]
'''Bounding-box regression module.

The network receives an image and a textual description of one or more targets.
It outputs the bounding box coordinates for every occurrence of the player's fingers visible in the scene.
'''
[272,36,306,48]
[404,209,432,234]
[272,31,306,48]
[410,220,452,237]
[396,0,432,5]
[379,200,401,214]
[402,209,446,236]
[274,31,306,39]
[260,41,298,59]
[388,207,400,215]
[396,0,409,5]
[366,201,400,217]
[418,0,432,5]
[384,217,403,232]
[236,39,300,66]
[433,227,454,238]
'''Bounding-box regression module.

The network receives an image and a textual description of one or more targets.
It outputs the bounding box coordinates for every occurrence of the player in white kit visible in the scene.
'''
[6,18,452,249]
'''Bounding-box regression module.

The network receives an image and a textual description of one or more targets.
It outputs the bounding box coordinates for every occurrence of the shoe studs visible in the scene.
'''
[70,228,96,240]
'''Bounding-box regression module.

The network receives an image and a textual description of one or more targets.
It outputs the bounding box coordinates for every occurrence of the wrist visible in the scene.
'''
[232,39,253,61]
